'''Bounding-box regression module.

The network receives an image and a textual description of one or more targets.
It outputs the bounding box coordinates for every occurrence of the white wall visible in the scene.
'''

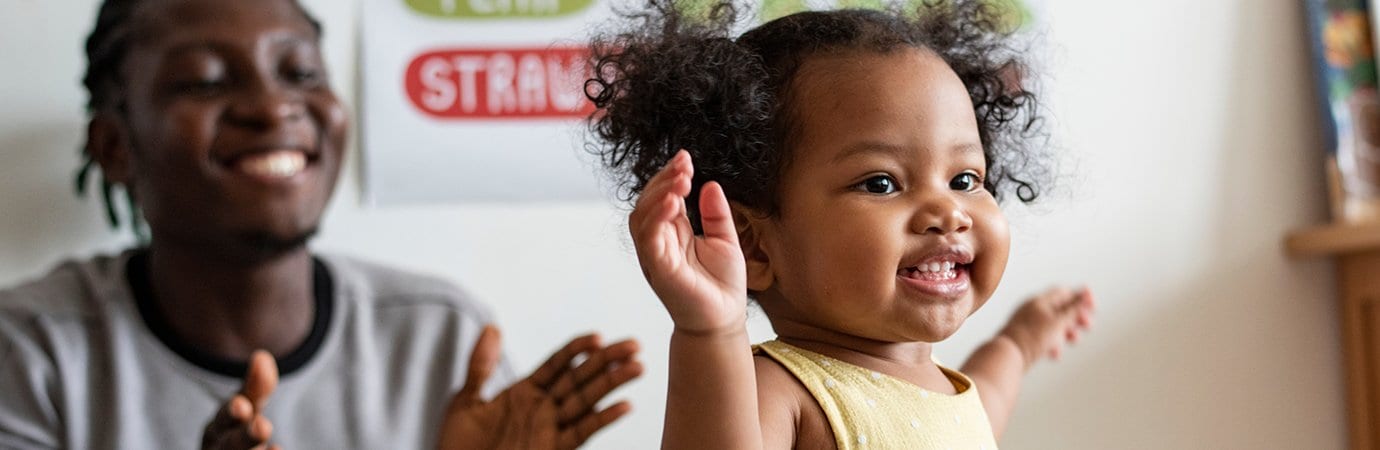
[0,0,1346,448]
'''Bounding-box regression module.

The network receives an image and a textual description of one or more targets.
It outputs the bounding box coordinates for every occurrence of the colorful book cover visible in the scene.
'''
[1305,0,1380,221]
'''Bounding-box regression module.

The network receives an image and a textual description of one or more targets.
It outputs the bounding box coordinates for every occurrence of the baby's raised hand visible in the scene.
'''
[628,150,748,334]
[998,286,1096,369]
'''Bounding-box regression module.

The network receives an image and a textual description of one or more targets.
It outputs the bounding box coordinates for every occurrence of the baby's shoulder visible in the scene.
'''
[754,354,837,450]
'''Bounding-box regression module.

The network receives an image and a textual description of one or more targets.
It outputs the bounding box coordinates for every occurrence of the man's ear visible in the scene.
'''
[86,112,132,185]
[729,202,774,293]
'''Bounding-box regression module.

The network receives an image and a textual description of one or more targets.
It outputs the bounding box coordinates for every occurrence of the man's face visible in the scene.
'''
[111,0,347,258]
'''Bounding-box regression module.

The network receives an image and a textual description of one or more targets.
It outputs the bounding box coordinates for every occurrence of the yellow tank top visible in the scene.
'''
[755,340,999,449]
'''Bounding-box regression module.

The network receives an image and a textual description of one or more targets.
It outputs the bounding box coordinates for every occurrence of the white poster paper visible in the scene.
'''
[360,0,1044,205]
[361,0,612,205]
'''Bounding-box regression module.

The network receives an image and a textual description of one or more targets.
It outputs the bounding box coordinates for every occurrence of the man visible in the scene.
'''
[0,0,641,448]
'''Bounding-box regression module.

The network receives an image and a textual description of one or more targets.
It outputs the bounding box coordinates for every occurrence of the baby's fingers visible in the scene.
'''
[631,151,692,226]
[697,181,738,247]
[1076,288,1096,327]
[1065,326,1082,344]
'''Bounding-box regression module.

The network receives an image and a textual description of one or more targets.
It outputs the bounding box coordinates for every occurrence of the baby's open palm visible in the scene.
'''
[629,151,747,334]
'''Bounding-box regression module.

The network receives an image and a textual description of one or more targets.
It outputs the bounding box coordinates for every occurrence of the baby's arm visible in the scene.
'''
[629,151,766,450]
[961,286,1095,439]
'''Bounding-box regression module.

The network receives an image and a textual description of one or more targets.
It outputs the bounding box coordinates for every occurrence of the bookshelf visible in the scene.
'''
[1286,223,1380,450]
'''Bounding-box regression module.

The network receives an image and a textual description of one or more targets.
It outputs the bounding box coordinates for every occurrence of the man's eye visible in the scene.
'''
[950,173,982,191]
[286,68,322,85]
[176,79,225,95]
[860,175,898,194]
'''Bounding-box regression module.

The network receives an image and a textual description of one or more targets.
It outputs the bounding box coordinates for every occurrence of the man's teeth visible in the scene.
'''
[238,151,306,178]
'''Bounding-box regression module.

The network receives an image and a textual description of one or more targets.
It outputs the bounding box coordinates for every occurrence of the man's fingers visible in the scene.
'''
[455,324,502,408]
[205,353,277,450]
[533,395,560,447]
[202,395,254,449]
[206,395,253,433]
[497,387,547,448]
[250,416,273,443]
[208,414,273,450]
[241,350,279,411]
[548,339,640,399]
[557,400,632,450]
[528,334,602,388]
[556,358,643,425]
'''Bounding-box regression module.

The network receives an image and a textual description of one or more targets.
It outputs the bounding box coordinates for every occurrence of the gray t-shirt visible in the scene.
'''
[0,251,516,449]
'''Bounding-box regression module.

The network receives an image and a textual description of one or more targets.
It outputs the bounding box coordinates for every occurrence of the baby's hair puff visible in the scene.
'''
[586,0,1051,232]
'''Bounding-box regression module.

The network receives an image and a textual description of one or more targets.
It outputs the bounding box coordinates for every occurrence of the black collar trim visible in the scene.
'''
[125,250,334,378]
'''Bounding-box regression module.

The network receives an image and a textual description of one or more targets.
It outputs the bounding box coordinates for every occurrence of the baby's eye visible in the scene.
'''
[949,172,982,192]
[859,175,898,194]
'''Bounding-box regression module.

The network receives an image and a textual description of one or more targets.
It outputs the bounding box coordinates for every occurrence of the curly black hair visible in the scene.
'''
[76,0,322,233]
[586,0,1049,232]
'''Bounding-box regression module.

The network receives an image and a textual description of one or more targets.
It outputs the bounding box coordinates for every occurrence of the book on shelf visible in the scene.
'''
[1306,0,1380,222]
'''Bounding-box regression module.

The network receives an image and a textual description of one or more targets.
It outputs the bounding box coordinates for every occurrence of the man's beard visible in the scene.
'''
[236,226,320,260]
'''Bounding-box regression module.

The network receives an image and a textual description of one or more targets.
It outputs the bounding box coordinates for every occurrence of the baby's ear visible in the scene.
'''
[729,202,774,292]
[86,112,133,185]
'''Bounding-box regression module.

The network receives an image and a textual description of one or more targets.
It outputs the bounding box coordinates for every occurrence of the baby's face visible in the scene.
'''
[752,48,1009,343]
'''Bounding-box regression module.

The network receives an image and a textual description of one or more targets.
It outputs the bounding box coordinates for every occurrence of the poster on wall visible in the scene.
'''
[361,0,611,205]
[360,0,1042,205]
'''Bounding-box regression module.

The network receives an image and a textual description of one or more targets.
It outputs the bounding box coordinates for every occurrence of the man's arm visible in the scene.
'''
[0,330,61,449]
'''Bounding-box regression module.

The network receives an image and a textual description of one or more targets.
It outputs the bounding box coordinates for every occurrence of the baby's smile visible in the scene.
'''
[897,247,975,300]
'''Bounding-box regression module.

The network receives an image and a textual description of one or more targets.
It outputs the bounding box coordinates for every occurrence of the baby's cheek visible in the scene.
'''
[973,204,1010,302]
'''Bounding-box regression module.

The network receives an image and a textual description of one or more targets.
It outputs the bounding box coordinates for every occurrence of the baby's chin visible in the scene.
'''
[900,304,975,342]
[907,327,963,344]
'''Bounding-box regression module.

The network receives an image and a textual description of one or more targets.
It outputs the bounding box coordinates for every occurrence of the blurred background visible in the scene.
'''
[0,0,1347,448]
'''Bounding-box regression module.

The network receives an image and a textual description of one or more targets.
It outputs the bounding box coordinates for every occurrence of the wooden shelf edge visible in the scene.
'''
[1286,222,1380,259]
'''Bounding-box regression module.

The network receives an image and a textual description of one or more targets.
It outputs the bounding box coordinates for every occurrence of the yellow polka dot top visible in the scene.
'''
[755,340,999,450]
